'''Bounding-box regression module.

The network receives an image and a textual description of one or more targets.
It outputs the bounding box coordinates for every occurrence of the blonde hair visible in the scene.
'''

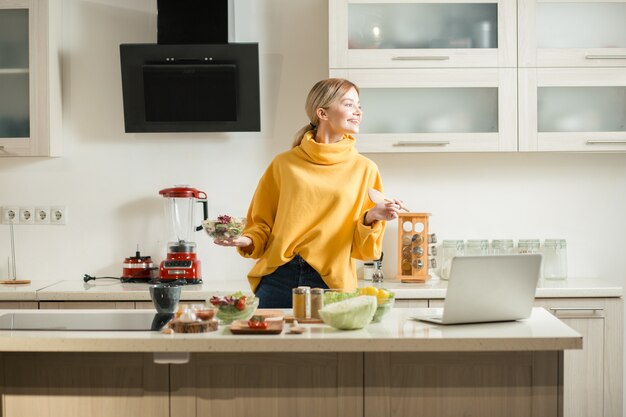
[291,78,360,148]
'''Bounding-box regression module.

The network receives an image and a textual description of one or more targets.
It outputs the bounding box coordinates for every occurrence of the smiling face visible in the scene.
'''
[317,87,362,137]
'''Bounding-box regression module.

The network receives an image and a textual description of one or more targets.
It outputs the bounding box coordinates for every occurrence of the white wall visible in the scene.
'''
[0,0,625,408]
[0,0,625,287]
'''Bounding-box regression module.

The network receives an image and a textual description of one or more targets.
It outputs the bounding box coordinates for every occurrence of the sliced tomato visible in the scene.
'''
[235,298,246,311]
[248,316,268,329]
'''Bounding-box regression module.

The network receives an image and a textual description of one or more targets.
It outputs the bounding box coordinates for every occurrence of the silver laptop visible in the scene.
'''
[412,254,542,325]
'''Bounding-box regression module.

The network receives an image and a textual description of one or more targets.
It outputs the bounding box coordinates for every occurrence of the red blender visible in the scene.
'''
[158,186,208,283]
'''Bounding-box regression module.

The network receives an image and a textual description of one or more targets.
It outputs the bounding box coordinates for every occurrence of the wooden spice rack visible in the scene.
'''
[397,213,432,283]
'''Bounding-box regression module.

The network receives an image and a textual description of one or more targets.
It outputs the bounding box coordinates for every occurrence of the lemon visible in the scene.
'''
[376,289,390,304]
[360,286,379,297]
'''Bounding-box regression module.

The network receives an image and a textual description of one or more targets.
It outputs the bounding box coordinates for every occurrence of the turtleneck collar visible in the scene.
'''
[295,130,357,165]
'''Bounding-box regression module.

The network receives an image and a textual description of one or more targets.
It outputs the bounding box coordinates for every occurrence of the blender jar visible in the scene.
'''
[159,186,208,246]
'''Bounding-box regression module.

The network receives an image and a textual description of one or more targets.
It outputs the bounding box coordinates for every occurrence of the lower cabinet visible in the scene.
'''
[534,297,623,417]
[0,301,37,309]
[0,353,168,417]
[170,353,363,417]
[364,351,559,417]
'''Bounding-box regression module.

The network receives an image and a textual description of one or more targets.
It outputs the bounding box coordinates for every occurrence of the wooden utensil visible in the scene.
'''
[368,189,410,212]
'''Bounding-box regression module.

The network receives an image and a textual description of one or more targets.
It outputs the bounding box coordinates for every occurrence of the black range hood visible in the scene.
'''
[120,0,260,133]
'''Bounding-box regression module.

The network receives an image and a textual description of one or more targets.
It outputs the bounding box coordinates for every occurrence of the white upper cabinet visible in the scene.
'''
[0,0,62,157]
[519,0,626,67]
[330,0,517,69]
[519,68,626,151]
[331,68,517,152]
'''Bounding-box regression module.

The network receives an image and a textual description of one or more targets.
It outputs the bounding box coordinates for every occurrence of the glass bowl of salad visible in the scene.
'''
[209,292,258,324]
[202,215,246,240]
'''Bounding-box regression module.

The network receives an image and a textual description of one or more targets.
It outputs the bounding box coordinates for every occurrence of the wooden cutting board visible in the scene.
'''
[0,280,31,285]
[252,309,285,320]
[229,320,284,335]
[284,316,324,324]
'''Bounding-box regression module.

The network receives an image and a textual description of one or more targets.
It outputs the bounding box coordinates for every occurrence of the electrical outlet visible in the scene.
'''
[34,207,50,224]
[1,206,19,224]
[19,207,35,225]
[50,206,67,225]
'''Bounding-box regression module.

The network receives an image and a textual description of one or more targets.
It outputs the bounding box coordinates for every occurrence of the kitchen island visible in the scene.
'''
[0,307,581,417]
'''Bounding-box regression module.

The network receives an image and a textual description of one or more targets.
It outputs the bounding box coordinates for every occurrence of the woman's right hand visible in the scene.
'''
[214,236,253,248]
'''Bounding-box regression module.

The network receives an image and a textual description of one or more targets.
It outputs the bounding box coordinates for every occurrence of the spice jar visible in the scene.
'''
[310,288,324,319]
[292,287,310,319]
[363,262,375,281]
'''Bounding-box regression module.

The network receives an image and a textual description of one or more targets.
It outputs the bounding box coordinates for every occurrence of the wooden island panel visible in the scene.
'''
[0,353,168,417]
[170,352,363,417]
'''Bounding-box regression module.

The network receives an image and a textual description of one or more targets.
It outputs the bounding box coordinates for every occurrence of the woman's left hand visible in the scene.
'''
[364,199,404,225]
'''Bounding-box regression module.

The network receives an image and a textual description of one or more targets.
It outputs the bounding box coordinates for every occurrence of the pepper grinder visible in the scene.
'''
[372,252,384,287]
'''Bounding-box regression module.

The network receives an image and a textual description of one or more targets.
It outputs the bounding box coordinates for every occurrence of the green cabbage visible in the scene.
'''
[318,296,377,330]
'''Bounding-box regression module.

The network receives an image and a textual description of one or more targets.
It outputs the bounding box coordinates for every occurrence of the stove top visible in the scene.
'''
[0,311,173,331]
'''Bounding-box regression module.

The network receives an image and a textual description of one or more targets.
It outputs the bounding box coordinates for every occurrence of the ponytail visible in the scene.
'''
[291,123,316,148]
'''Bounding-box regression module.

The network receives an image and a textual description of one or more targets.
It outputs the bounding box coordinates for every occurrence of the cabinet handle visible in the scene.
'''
[585,54,626,60]
[586,140,626,145]
[392,56,450,61]
[153,352,190,365]
[550,307,604,313]
[394,140,450,147]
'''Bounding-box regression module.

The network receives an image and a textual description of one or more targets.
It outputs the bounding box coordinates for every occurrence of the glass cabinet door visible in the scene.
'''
[0,7,30,139]
[519,68,626,151]
[0,0,61,157]
[330,0,517,69]
[330,68,517,152]
[519,0,626,67]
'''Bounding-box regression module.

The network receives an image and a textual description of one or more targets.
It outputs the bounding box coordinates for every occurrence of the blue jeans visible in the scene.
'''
[255,255,328,308]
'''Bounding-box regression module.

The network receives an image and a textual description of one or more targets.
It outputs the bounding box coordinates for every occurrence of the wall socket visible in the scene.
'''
[50,206,67,225]
[19,207,34,225]
[1,206,67,225]
[1,207,19,224]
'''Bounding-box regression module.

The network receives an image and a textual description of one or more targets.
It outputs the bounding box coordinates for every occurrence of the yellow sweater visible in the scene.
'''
[238,131,386,292]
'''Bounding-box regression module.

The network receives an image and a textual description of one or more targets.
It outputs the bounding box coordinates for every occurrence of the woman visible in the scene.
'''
[214,78,402,308]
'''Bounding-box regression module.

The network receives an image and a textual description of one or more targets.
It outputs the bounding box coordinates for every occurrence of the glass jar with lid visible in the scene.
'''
[491,239,514,255]
[310,288,325,319]
[517,239,540,254]
[465,239,489,256]
[292,287,310,319]
[542,239,568,280]
[440,240,464,280]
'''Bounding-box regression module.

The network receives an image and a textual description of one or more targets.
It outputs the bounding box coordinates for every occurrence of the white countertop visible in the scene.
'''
[0,281,61,301]
[375,276,623,299]
[21,276,622,302]
[0,307,582,353]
